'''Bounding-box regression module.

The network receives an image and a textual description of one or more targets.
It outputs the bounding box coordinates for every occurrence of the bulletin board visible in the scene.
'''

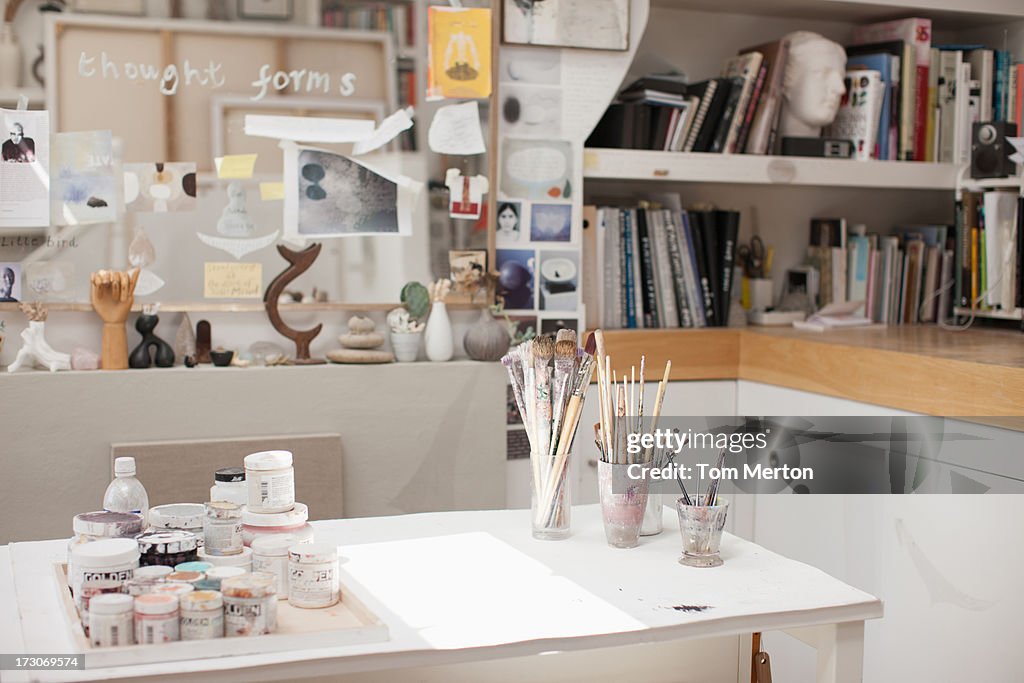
[44,13,397,172]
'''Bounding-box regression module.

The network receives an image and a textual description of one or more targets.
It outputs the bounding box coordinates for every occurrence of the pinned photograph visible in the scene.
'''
[500,138,572,200]
[1,108,50,228]
[530,203,571,242]
[496,249,535,310]
[283,144,418,238]
[2,121,36,163]
[427,7,493,100]
[538,249,578,311]
[123,162,197,213]
[495,201,523,245]
[503,0,630,51]
[449,249,488,299]
[500,83,562,137]
[0,262,22,302]
[51,130,116,226]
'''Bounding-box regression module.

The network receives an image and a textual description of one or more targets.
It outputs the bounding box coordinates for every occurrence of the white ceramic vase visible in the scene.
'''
[390,330,422,363]
[424,302,454,362]
[0,24,20,89]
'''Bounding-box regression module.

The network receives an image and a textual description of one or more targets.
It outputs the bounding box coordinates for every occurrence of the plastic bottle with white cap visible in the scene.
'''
[103,457,150,526]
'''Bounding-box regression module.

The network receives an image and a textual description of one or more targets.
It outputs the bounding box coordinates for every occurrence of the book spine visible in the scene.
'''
[735,62,768,154]
[622,209,635,327]
[679,213,706,327]
[637,210,659,327]
[683,83,717,153]
[718,210,740,320]
[654,211,679,327]
[1017,196,1024,310]
[710,80,743,153]
[663,212,692,327]
[688,212,716,327]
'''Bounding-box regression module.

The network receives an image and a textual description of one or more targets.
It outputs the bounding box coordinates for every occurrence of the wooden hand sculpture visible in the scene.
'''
[90,268,140,370]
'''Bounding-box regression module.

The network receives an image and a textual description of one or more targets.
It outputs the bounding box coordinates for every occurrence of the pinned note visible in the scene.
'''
[215,154,258,179]
[352,107,415,156]
[259,182,285,200]
[428,101,486,155]
[204,262,262,298]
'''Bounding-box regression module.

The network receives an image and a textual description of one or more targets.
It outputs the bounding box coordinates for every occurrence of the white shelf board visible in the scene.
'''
[954,306,1024,321]
[651,0,1024,26]
[583,148,959,190]
[0,86,45,107]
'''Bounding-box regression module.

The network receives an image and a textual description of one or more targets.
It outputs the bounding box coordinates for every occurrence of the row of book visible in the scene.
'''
[581,202,740,329]
[321,1,416,50]
[587,16,1021,163]
[957,191,1024,314]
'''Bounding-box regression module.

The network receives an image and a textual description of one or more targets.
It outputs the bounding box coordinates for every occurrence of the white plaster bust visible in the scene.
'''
[778,31,848,139]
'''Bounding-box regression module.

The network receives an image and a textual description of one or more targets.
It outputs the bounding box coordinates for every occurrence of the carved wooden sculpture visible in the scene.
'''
[263,243,324,364]
[90,268,140,370]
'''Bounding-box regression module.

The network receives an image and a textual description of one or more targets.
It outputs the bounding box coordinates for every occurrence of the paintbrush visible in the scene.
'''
[501,353,528,430]
[549,339,577,456]
[641,361,672,465]
[703,447,728,506]
[531,336,554,489]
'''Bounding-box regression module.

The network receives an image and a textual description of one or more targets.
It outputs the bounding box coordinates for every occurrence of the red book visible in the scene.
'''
[852,18,932,162]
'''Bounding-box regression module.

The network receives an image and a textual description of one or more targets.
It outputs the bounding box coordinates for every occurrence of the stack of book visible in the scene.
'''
[956,191,1024,315]
[582,200,740,329]
[587,17,1024,163]
[321,1,416,50]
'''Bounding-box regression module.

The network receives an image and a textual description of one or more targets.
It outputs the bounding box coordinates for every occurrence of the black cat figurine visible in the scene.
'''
[129,314,175,368]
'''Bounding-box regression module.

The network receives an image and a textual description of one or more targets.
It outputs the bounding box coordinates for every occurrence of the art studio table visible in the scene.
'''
[1,506,882,683]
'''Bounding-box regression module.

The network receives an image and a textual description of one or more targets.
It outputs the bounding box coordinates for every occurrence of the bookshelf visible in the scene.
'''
[583,148,960,189]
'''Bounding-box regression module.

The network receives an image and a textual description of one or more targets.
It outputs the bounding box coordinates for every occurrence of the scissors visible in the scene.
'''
[737,236,766,278]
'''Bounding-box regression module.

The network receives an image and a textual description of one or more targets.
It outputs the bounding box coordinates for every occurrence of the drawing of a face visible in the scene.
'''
[1,268,14,298]
[498,204,519,233]
[9,124,23,145]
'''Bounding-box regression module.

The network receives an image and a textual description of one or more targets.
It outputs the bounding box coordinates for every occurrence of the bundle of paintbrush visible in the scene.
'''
[590,330,672,467]
[501,330,596,531]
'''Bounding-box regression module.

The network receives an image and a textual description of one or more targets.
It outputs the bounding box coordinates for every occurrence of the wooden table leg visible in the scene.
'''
[783,621,865,683]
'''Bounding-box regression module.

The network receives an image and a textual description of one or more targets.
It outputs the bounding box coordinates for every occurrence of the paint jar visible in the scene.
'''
[148,504,205,546]
[173,561,211,574]
[204,502,244,556]
[67,512,144,588]
[136,530,198,567]
[69,537,139,610]
[89,593,134,647]
[134,565,173,580]
[245,450,295,514]
[676,498,729,568]
[126,576,165,597]
[288,543,339,608]
[166,570,204,588]
[198,545,252,572]
[197,566,246,591]
[210,467,247,506]
[598,461,650,549]
[222,572,278,637]
[180,590,224,640]
[79,579,125,635]
[134,593,179,644]
[531,454,572,540]
[251,534,295,599]
[242,502,313,547]
[150,582,194,600]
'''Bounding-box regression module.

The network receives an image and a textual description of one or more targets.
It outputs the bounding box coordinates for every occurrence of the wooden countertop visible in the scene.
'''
[597,326,1024,416]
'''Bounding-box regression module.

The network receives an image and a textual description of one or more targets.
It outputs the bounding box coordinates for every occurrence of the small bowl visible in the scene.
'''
[210,349,235,367]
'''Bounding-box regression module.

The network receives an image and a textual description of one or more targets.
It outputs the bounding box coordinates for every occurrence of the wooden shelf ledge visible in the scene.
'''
[595,326,1024,417]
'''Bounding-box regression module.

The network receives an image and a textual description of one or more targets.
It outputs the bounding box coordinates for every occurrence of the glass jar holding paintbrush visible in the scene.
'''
[676,447,730,567]
[501,330,596,540]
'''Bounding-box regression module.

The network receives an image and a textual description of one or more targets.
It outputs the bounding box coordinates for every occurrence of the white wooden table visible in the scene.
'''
[1,506,881,683]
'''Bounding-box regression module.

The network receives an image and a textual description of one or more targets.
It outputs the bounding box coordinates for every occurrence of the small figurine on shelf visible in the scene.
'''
[90,268,140,370]
[424,279,454,362]
[327,316,394,364]
[128,303,174,369]
[7,303,71,372]
[387,281,429,362]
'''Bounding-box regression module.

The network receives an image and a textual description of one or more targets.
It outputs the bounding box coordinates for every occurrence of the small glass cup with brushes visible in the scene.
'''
[675,446,730,568]
[501,329,597,540]
[593,332,672,549]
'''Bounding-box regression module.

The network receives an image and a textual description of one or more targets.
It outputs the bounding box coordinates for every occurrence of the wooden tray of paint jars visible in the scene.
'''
[53,563,390,668]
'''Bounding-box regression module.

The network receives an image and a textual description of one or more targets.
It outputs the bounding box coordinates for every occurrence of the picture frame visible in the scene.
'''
[237,0,293,21]
[502,0,630,51]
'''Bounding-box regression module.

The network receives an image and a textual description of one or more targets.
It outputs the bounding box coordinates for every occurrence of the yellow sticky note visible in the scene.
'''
[215,154,258,179]
[204,262,262,299]
[259,181,285,201]
[583,151,600,171]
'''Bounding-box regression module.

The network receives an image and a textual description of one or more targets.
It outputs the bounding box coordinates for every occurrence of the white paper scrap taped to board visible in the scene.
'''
[245,115,376,143]
[352,107,415,155]
[428,101,485,155]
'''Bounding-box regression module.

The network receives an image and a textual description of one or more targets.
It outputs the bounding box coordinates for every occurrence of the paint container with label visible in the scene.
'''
[68,511,145,572]
[245,450,295,514]
[79,579,125,635]
[210,467,247,506]
[134,593,179,644]
[180,590,224,640]
[204,502,244,556]
[69,537,139,609]
[197,566,246,591]
[148,504,205,546]
[251,534,295,599]
[136,530,198,567]
[242,502,313,547]
[165,570,204,588]
[288,543,339,608]
[222,572,278,637]
[150,582,194,600]
[174,561,211,574]
[89,593,135,647]
[198,545,253,572]
[126,565,172,596]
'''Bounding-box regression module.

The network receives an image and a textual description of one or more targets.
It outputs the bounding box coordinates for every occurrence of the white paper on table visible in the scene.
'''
[281,141,422,239]
[0,108,50,228]
[445,168,488,219]
[428,101,486,155]
[352,107,415,155]
[245,115,376,143]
